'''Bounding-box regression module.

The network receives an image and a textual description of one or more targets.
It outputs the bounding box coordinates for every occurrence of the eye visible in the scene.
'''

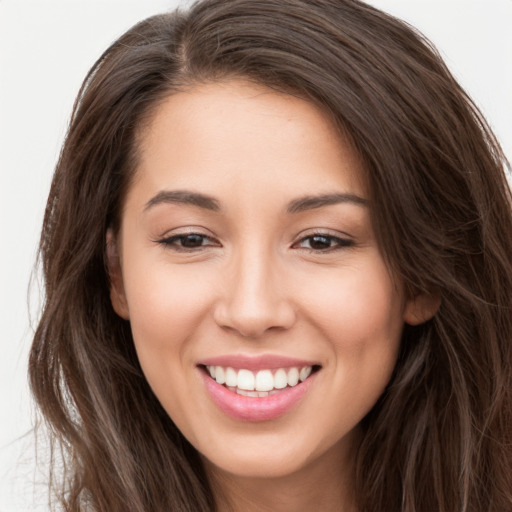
[156,233,219,251]
[294,233,354,252]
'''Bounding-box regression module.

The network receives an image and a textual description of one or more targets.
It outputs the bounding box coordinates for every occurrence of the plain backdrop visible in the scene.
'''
[1,1,511,510]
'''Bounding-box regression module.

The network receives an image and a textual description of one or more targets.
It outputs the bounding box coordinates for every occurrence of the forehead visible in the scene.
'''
[130,80,367,208]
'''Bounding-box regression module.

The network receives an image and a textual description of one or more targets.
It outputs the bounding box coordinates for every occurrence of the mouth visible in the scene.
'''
[197,358,321,421]
[200,364,321,397]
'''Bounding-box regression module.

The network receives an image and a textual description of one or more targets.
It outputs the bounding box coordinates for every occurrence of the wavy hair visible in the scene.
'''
[30,1,512,510]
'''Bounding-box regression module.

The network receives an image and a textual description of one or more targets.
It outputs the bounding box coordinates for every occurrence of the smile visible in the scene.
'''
[205,365,313,397]
[198,356,321,421]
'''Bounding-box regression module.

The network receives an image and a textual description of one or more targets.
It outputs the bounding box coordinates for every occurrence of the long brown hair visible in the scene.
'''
[30,1,512,510]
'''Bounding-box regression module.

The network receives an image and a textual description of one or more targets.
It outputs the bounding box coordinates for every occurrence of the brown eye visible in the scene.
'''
[179,234,207,247]
[157,232,220,251]
[295,234,354,252]
[307,235,334,250]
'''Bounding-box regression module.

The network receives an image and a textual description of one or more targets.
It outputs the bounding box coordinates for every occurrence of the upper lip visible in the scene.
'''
[197,354,320,371]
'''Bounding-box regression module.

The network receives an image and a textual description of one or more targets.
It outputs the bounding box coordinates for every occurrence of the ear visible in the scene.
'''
[106,229,130,320]
[403,290,441,326]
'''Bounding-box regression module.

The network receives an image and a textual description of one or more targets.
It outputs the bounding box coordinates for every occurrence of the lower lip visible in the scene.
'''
[199,368,317,422]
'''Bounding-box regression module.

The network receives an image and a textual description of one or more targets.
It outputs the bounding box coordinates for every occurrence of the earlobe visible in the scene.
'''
[106,229,130,320]
[403,290,441,326]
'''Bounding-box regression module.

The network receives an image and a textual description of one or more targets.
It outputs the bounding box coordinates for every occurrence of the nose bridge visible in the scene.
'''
[214,239,295,337]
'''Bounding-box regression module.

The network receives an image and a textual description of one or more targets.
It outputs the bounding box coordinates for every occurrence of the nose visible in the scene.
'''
[213,248,297,338]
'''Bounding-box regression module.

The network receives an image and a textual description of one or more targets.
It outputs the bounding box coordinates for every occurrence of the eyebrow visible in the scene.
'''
[286,193,368,213]
[143,189,368,214]
[144,190,220,212]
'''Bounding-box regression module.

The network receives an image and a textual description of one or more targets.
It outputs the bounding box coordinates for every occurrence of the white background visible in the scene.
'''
[1,1,511,510]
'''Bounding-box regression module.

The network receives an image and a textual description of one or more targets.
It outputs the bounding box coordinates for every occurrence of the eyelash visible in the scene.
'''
[293,233,354,252]
[156,233,219,252]
[156,232,354,253]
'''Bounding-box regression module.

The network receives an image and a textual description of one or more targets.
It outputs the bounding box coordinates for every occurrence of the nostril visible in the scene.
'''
[216,318,296,339]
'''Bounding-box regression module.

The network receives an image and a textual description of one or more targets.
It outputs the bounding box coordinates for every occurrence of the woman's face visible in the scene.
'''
[110,80,426,480]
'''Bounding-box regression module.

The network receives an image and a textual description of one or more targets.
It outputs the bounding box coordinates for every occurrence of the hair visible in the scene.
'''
[29,0,512,511]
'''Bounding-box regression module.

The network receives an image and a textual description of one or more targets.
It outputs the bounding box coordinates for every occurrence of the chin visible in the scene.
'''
[202,449,312,479]
[197,425,355,482]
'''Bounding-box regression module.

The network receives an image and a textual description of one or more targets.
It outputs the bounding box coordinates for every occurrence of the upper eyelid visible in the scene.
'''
[293,228,354,241]
[157,225,217,239]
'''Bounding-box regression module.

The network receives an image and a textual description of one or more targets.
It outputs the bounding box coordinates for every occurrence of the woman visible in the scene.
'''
[29,0,512,511]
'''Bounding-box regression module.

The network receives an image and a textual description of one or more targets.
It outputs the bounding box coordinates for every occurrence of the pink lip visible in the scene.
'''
[198,366,318,422]
[198,354,319,371]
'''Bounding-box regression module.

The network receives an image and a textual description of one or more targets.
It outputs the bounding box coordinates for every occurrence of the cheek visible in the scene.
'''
[121,257,215,372]
[297,259,404,405]
[298,260,404,350]
[120,262,216,425]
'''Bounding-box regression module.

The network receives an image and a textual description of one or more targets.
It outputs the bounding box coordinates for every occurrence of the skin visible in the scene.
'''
[108,80,436,512]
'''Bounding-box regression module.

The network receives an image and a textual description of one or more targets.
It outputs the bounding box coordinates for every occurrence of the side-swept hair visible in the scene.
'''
[30,1,512,510]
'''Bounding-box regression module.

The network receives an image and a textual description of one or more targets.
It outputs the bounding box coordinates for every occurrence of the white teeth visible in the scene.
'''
[299,366,312,382]
[205,364,315,393]
[237,369,255,390]
[215,366,225,385]
[287,367,299,386]
[274,368,288,389]
[236,389,259,397]
[255,370,274,391]
[225,367,237,387]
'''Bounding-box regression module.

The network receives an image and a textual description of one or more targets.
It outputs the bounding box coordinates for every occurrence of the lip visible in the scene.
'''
[197,354,319,371]
[198,357,319,422]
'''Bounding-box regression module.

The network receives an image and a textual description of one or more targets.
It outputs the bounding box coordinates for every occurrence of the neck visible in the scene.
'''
[206,435,360,512]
